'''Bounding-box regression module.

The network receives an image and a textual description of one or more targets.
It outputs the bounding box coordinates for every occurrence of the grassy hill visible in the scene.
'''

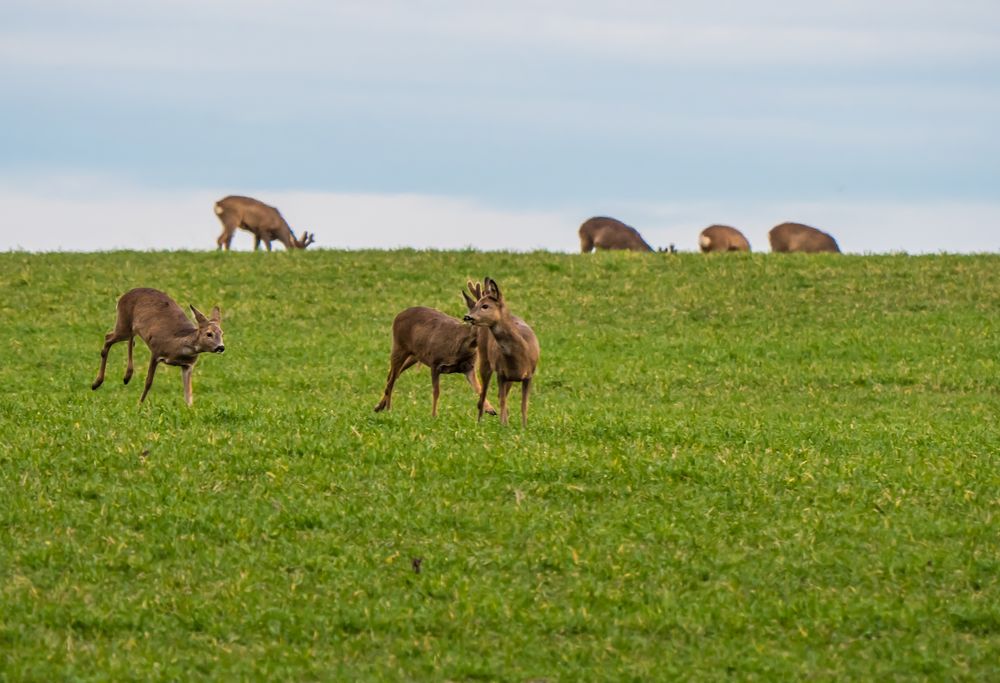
[1,249,998,680]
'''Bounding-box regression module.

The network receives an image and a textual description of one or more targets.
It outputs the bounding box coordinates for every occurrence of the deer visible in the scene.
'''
[463,277,540,427]
[91,288,225,406]
[578,217,654,252]
[699,225,751,252]
[214,195,315,251]
[374,294,497,417]
[769,222,841,253]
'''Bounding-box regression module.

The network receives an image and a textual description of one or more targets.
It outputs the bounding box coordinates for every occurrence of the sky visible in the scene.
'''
[1,0,998,253]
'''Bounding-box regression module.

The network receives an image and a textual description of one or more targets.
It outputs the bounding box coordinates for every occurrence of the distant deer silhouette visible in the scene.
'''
[699,225,751,252]
[579,217,654,252]
[769,222,840,253]
[214,195,315,251]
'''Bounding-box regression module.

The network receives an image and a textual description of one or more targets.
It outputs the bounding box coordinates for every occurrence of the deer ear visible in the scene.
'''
[190,305,208,325]
[210,306,221,322]
[486,277,502,301]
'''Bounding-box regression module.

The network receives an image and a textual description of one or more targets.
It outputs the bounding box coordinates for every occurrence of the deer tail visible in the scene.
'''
[214,203,224,215]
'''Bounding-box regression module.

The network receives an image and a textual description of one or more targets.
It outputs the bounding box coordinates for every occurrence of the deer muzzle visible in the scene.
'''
[214,345,226,354]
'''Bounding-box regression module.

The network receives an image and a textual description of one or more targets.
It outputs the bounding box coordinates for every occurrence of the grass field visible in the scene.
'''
[1,249,998,681]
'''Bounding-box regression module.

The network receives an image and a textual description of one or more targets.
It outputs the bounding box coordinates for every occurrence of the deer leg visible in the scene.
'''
[182,364,194,407]
[374,352,415,412]
[138,357,159,404]
[498,379,514,426]
[520,377,532,428]
[431,369,441,417]
[265,240,273,252]
[123,336,135,384]
[92,330,126,390]
[217,219,237,250]
[477,366,493,423]
[253,236,261,251]
[464,368,496,415]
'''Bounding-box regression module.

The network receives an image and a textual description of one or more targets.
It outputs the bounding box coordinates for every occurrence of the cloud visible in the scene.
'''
[2,1,997,74]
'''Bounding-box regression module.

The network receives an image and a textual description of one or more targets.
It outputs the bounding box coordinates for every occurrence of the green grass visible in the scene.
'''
[1,249,998,681]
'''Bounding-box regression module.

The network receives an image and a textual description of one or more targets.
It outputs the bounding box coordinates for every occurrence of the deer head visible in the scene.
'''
[190,305,225,354]
[463,277,504,327]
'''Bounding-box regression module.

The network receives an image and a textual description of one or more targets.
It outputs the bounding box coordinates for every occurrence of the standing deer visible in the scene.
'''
[91,288,225,406]
[769,222,841,253]
[579,217,654,252]
[214,195,315,251]
[374,295,497,417]
[699,225,751,252]
[463,277,540,427]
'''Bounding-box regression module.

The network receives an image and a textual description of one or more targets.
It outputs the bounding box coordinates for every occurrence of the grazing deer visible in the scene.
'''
[463,277,540,427]
[214,195,315,251]
[91,288,225,406]
[579,217,654,252]
[374,297,497,417]
[699,225,751,252]
[769,222,841,253]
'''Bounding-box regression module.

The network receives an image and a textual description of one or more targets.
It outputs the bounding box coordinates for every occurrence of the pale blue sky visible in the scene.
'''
[1,1,998,252]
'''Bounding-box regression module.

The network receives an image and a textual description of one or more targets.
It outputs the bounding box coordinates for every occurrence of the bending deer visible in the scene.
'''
[769,222,840,253]
[464,277,540,427]
[214,195,315,251]
[699,225,751,252]
[91,288,225,406]
[579,217,653,252]
[374,297,497,417]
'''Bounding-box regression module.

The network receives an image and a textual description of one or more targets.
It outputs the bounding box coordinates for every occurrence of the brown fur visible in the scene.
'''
[579,217,653,252]
[769,222,840,253]
[463,278,540,427]
[374,303,496,417]
[699,225,751,252]
[214,195,315,251]
[91,288,224,406]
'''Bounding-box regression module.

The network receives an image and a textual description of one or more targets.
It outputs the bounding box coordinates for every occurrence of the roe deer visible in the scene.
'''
[699,225,751,252]
[374,297,497,417]
[463,277,540,427]
[769,222,840,253]
[91,288,225,406]
[579,217,653,252]
[214,195,315,251]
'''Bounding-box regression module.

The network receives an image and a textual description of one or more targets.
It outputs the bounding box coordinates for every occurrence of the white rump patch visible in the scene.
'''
[698,233,711,249]
[213,203,223,215]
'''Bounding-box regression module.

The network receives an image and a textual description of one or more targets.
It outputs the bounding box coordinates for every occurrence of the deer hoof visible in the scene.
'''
[91,379,102,390]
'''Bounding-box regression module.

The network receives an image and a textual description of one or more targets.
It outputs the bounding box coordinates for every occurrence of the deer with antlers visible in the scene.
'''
[214,195,315,251]
[374,292,497,417]
[91,288,225,406]
[463,277,540,427]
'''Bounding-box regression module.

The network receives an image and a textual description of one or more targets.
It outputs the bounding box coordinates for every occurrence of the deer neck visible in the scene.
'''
[487,313,525,354]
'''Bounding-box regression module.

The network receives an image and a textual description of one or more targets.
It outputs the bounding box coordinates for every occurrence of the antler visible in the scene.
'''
[296,231,316,249]
[466,280,484,300]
